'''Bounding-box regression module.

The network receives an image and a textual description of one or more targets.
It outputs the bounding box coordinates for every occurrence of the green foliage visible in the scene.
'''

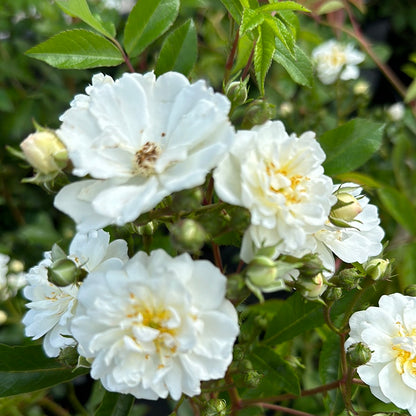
[155,19,197,76]
[124,0,180,58]
[25,29,124,69]
[320,118,385,176]
[94,391,135,416]
[0,344,89,397]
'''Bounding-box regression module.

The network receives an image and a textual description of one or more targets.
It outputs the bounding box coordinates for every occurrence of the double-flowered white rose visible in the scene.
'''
[71,249,239,400]
[345,293,416,416]
[214,120,335,263]
[22,230,128,357]
[312,39,365,85]
[54,71,235,232]
[314,183,384,273]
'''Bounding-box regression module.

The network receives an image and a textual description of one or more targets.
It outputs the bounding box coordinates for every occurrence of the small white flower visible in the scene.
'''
[101,0,136,14]
[387,102,405,121]
[312,39,365,85]
[345,293,416,416]
[213,120,335,263]
[22,230,128,357]
[71,249,239,400]
[0,254,27,301]
[54,72,234,232]
[315,183,384,266]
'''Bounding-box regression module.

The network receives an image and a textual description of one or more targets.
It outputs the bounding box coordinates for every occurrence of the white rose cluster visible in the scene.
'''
[346,293,416,416]
[20,70,386,401]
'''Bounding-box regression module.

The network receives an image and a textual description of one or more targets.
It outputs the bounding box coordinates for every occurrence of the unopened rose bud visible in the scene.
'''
[171,187,203,212]
[364,258,389,280]
[322,286,343,302]
[48,258,85,287]
[137,221,155,236]
[297,254,325,279]
[279,101,294,117]
[170,219,207,253]
[58,346,79,367]
[20,131,68,175]
[244,370,263,387]
[346,342,372,367]
[353,80,370,96]
[246,256,279,287]
[330,192,362,223]
[202,399,227,416]
[404,285,416,297]
[296,273,326,301]
[242,99,275,128]
[333,268,362,289]
[387,102,405,122]
[225,80,248,106]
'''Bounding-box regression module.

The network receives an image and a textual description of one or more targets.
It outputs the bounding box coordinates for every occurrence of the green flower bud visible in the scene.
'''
[330,192,362,223]
[244,370,263,387]
[171,187,203,212]
[242,99,276,128]
[297,254,325,279]
[137,221,156,236]
[225,80,248,106]
[296,273,326,301]
[58,346,79,367]
[246,256,278,287]
[47,258,85,287]
[170,219,207,253]
[201,399,227,416]
[226,273,250,302]
[333,268,362,290]
[346,342,372,367]
[364,258,389,280]
[322,286,343,302]
[404,285,416,297]
[20,130,68,175]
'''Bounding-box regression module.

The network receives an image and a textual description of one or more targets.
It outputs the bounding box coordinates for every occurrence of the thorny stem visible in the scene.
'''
[242,41,256,81]
[212,242,223,272]
[324,303,342,334]
[225,371,241,416]
[224,29,240,86]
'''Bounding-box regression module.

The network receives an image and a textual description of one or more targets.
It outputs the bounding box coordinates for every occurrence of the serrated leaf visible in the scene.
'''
[264,293,324,345]
[219,0,243,23]
[249,346,300,395]
[316,0,344,15]
[0,344,89,397]
[264,15,294,54]
[155,19,197,76]
[273,36,313,87]
[94,391,135,416]
[319,119,384,176]
[56,0,115,38]
[26,29,124,69]
[240,8,265,35]
[378,187,416,236]
[254,23,275,95]
[124,0,180,58]
[257,1,309,13]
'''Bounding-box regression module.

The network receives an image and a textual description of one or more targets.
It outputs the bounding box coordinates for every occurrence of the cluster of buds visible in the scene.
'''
[346,342,372,367]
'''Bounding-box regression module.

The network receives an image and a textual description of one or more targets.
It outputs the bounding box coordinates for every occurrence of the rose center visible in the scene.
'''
[133,141,161,176]
[392,322,416,376]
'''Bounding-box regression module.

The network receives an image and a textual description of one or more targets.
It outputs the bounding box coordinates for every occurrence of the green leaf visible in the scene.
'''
[396,243,416,288]
[240,8,265,35]
[95,391,135,416]
[124,0,180,58]
[55,0,115,38]
[0,344,89,397]
[219,0,243,23]
[273,37,313,87]
[316,0,344,14]
[319,118,384,176]
[264,15,294,54]
[264,293,324,345]
[249,346,300,396]
[155,19,197,76]
[25,29,124,69]
[233,32,254,74]
[254,23,275,95]
[257,1,309,13]
[378,187,416,235]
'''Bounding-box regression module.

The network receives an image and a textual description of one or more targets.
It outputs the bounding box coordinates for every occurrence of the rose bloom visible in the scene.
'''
[71,249,239,400]
[314,183,384,271]
[213,120,335,263]
[54,71,234,232]
[345,293,416,415]
[22,230,128,357]
[312,39,365,85]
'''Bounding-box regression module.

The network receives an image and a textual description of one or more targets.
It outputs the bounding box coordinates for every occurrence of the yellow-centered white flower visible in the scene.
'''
[71,249,239,400]
[312,39,365,85]
[54,72,234,232]
[214,120,335,262]
[345,293,416,416]
[22,230,128,357]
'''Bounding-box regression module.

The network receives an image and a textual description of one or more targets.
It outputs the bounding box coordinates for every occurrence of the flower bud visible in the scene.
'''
[226,273,250,302]
[296,273,327,301]
[279,101,294,117]
[0,310,7,325]
[404,285,416,297]
[387,102,405,122]
[364,258,389,280]
[353,80,370,96]
[244,370,263,387]
[346,342,372,367]
[171,187,203,212]
[332,268,362,290]
[330,192,362,223]
[242,99,275,128]
[296,254,325,279]
[170,219,207,253]
[322,286,343,302]
[225,80,248,106]
[137,221,156,236]
[58,346,79,367]
[47,258,85,287]
[20,131,68,175]
[202,399,227,416]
